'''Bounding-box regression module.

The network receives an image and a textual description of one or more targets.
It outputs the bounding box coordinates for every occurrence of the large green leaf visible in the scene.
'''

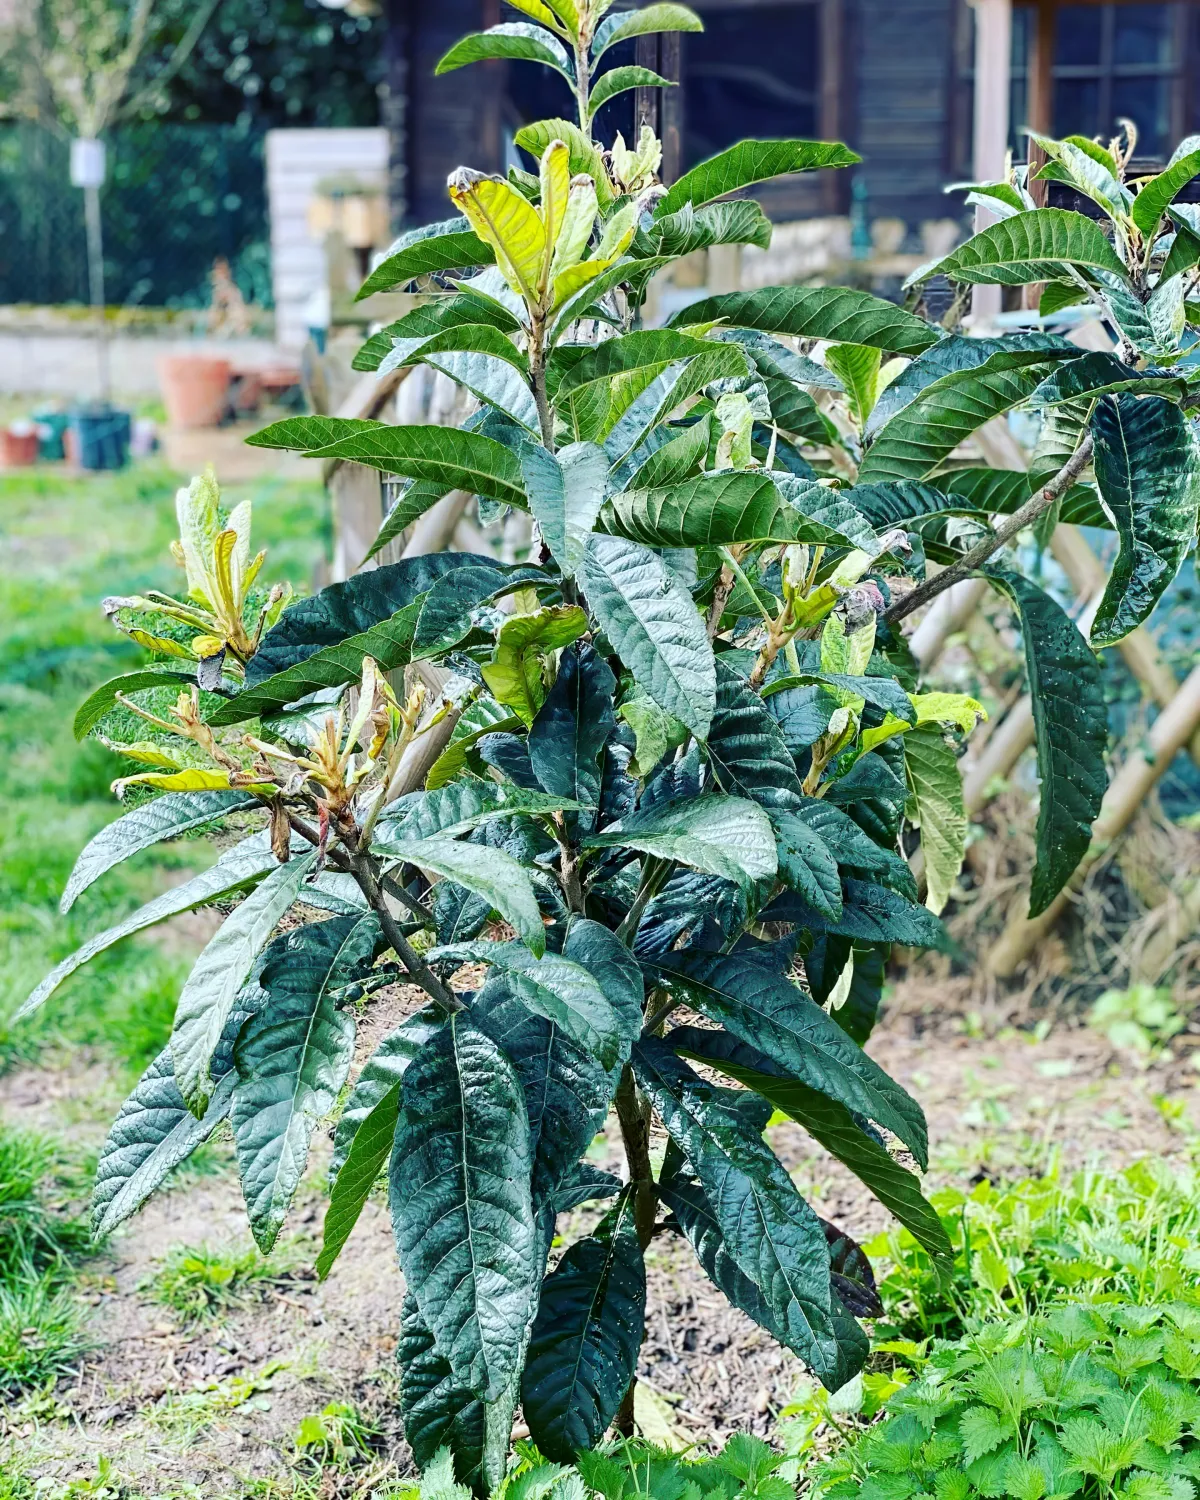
[390,1015,539,1400]
[355,217,495,300]
[231,914,376,1252]
[766,876,948,950]
[646,950,928,1165]
[638,200,774,258]
[353,295,519,374]
[418,338,540,434]
[521,441,609,576]
[598,472,863,549]
[398,1298,516,1494]
[936,465,1107,529]
[633,1039,853,1389]
[549,330,722,441]
[1130,146,1200,236]
[859,350,1071,483]
[865,333,1071,439]
[1088,394,1200,648]
[17,832,279,1021]
[771,811,842,921]
[61,790,257,913]
[528,644,616,822]
[208,554,485,726]
[1028,351,1187,408]
[551,256,673,338]
[589,64,673,116]
[584,794,777,888]
[666,286,940,357]
[908,207,1128,287]
[668,1026,951,1266]
[985,569,1107,917]
[91,1045,235,1237]
[625,420,711,489]
[376,783,583,849]
[521,1189,646,1460]
[395,835,546,956]
[73,665,198,739]
[705,657,805,814]
[411,563,549,661]
[579,534,715,738]
[591,2,703,57]
[561,919,645,1050]
[298,425,528,505]
[436,22,573,81]
[657,139,860,217]
[246,415,383,453]
[171,850,320,1113]
[430,942,624,1071]
[843,481,974,530]
[513,117,609,203]
[764,671,914,723]
[471,966,618,1212]
[903,724,966,917]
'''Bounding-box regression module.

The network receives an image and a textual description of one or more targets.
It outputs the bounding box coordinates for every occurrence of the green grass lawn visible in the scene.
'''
[0,461,329,1079]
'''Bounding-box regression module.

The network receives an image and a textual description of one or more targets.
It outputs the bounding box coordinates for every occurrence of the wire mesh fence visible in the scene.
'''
[0,120,271,310]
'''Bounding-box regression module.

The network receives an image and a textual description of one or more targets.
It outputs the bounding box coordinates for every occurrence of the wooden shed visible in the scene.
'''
[381,0,1200,231]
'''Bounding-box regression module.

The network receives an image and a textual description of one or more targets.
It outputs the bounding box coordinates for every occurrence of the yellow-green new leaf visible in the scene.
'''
[481,605,589,724]
[449,170,548,303]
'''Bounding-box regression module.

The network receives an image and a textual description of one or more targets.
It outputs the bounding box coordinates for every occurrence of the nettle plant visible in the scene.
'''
[24,0,1200,1487]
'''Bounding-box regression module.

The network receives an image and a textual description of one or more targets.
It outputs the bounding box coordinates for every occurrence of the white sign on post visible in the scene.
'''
[70,138,107,190]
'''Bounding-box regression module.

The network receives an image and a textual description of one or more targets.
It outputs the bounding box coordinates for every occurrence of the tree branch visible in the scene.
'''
[347,850,463,1013]
[884,432,1095,627]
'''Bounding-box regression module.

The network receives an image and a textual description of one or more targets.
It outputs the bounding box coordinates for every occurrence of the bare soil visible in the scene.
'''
[2,974,1197,1497]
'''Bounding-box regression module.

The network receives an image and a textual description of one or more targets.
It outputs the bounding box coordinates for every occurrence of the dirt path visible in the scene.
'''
[2,989,1197,1496]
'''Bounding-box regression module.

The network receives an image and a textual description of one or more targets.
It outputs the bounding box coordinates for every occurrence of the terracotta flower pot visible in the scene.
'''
[2,425,39,466]
[157,354,232,429]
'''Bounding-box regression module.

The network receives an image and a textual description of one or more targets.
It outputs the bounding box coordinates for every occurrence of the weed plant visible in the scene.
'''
[143,1239,298,1321]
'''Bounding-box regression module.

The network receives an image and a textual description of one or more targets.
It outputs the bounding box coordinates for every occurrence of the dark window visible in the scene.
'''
[681,3,821,167]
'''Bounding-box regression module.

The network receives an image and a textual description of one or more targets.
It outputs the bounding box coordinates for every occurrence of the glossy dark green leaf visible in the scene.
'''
[624,420,711,489]
[579,534,716,738]
[61,790,257,913]
[231,913,377,1251]
[1089,393,1200,648]
[376,782,581,849]
[1029,352,1187,408]
[771,811,842,920]
[657,139,860,217]
[73,665,198,740]
[633,1039,852,1388]
[647,950,928,1165]
[705,657,805,813]
[528,644,616,825]
[843,481,974,530]
[300,424,527,505]
[909,208,1128,287]
[355,217,495,300]
[398,1292,512,1494]
[985,568,1107,917]
[767,876,948,951]
[410,562,548,660]
[584,793,777,888]
[353,295,519,374]
[390,1014,539,1400]
[399,835,546,956]
[553,1163,623,1213]
[521,1190,646,1460]
[472,970,616,1212]
[433,942,623,1071]
[711,327,844,390]
[667,286,940,357]
[670,1026,951,1266]
[598,471,863,549]
[859,349,1073,483]
[91,1045,235,1237]
[792,797,916,899]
